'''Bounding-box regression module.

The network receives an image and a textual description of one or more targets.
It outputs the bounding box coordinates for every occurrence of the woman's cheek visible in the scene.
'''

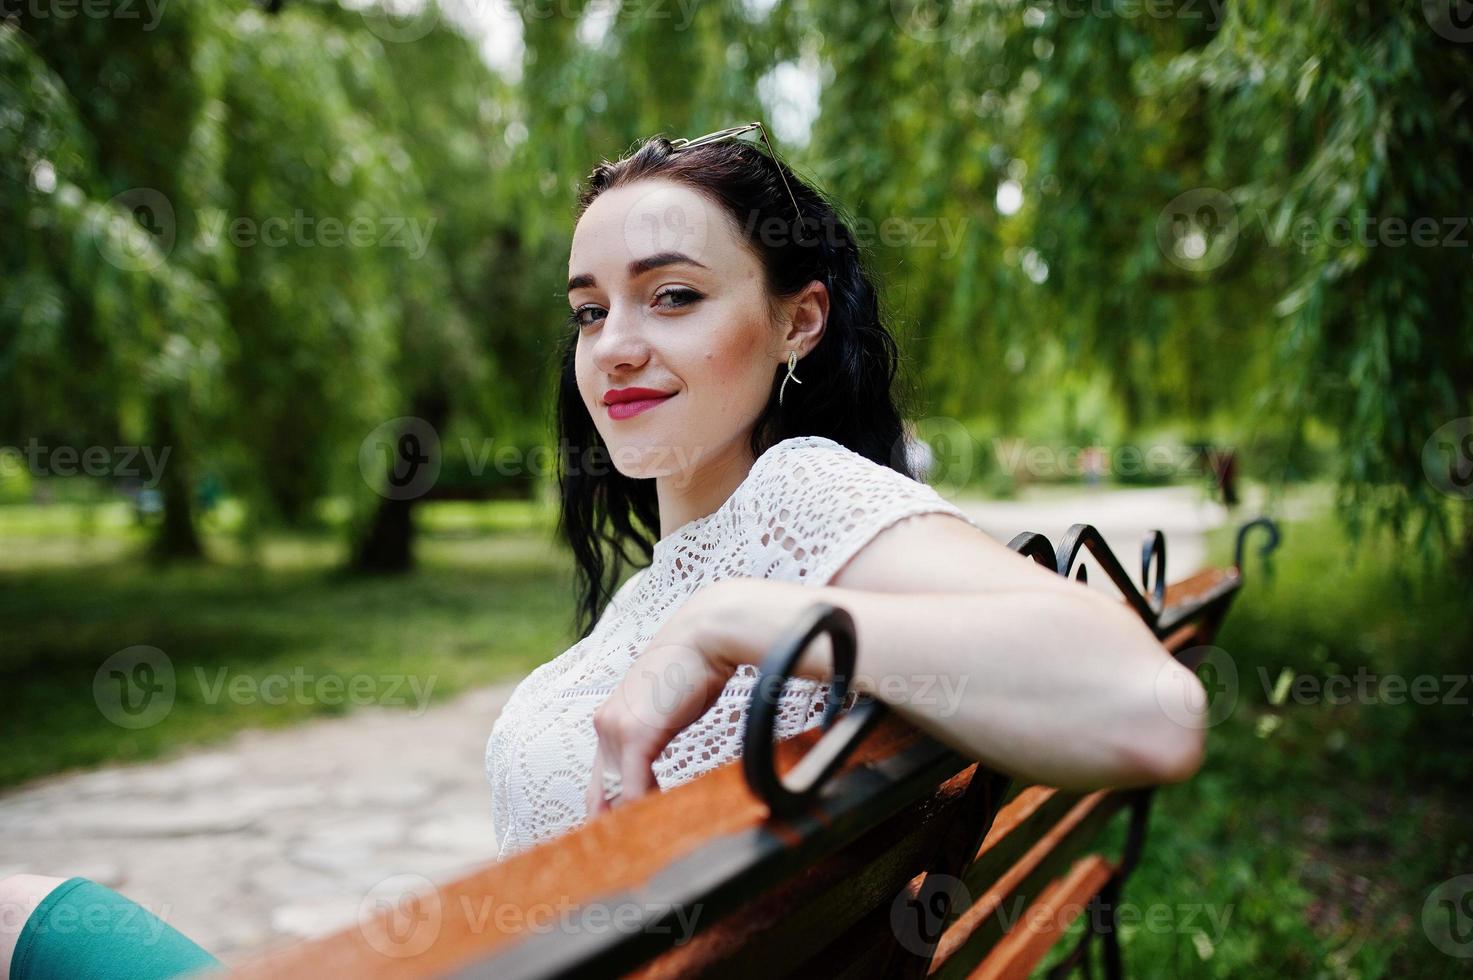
[703,317,768,389]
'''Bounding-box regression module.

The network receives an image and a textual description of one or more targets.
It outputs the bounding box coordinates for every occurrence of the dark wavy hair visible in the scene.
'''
[555,133,921,639]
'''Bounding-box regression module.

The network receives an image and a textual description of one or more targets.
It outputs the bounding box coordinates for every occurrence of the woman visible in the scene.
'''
[0,126,1207,977]
[485,124,1206,856]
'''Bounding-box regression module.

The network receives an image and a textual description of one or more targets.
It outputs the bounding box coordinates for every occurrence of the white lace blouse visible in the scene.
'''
[483,434,976,860]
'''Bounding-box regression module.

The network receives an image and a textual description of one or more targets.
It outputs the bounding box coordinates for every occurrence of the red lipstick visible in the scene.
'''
[603,386,676,420]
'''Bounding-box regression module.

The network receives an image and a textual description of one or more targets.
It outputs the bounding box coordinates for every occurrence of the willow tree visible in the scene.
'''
[799,0,1471,567]
[1,18,227,557]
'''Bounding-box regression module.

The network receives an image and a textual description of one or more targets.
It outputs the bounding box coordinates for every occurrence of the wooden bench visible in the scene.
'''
[228,517,1279,980]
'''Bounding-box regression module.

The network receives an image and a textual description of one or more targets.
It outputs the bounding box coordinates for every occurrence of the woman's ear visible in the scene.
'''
[783,280,829,357]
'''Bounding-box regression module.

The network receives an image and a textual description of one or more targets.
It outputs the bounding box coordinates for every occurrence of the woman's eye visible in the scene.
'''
[568,289,699,331]
[653,287,702,308]
[568,305,605,330]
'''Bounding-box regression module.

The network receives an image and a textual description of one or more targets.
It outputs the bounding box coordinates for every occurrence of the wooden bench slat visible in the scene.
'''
[223,554,1248,979]
[968,855,1118,980]
[927,791,1123,978]
[628,767,977,978]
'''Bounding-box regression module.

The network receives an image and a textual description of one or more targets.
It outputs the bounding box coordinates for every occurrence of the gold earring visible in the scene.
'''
[778,349,803,406]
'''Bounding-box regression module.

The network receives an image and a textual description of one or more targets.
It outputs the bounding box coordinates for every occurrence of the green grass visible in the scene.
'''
[0,500,578,788]
[1042,511,1473,978]
[2,496,1469,975]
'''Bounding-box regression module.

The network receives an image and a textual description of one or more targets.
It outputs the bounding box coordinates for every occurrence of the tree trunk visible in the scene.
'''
[350,393,450,573]
[149,394,204,560]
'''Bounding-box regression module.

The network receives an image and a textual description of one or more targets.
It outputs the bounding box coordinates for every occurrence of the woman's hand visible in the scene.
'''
[585,578,833,816]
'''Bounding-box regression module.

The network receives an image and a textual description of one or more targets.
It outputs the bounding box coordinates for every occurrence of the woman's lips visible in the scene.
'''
[606,392,675,420]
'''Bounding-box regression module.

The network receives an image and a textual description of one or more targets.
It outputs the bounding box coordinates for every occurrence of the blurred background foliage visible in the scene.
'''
[2,2,1471,975]
[3,0,1469,571]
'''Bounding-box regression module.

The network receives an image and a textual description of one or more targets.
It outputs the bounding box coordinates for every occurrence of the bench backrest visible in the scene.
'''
[227,517,1277,980]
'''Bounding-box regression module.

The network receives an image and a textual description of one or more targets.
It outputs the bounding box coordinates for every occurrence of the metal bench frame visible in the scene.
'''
[229,517,1279,980]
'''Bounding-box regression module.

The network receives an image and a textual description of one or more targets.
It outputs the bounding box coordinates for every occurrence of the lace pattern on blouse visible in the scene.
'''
[484,434,977,859]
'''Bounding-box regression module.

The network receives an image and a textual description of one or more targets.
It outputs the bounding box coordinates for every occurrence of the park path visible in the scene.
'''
[0,484,1252,965]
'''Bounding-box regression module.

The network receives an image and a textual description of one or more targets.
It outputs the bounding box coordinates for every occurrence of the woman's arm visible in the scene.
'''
[705,511,1208,791]
[697,577,1205,792]
[587,513,1207,814]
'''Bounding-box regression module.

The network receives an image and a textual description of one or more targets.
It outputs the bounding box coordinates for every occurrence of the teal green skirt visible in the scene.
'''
[11,877,224,980]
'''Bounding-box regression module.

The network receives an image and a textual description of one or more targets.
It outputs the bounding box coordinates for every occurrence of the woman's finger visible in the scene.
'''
[586,742,606,816]
[614,739,658,808]
[589,735,624,817]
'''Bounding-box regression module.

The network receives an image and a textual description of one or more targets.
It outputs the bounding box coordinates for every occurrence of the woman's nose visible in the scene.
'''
[590,306,651,374]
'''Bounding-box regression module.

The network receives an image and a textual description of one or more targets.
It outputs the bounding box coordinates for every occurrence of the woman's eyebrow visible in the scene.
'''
[566,251,710,294]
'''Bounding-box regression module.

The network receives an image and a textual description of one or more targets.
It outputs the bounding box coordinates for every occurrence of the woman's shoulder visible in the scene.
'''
[741,433,974,585]
[748,434,942,502]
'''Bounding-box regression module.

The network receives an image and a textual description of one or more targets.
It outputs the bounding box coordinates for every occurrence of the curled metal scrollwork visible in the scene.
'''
[741,602,884,818]
[1234,516,1280,575]
[742,515,1282,814]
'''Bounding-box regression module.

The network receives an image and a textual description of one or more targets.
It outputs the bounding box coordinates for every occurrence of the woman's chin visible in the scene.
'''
[603,438,681,481]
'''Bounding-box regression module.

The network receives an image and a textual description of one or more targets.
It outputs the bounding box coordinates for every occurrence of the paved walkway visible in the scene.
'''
[954,482,1239,585]
[0,684,518,966]
[0,484,1268,965]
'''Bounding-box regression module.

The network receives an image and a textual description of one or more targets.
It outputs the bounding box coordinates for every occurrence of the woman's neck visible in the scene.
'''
[655,437,757,541]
